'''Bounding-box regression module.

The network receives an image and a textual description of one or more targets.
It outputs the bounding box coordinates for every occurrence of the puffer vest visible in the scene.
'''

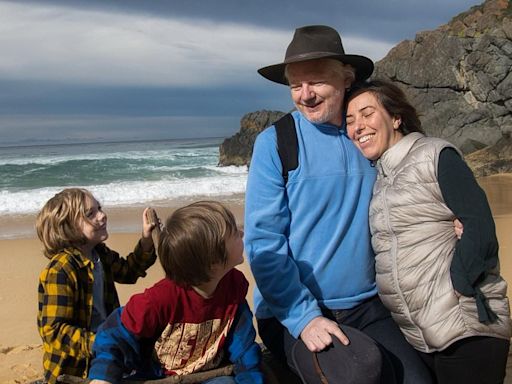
[370,132,511,352]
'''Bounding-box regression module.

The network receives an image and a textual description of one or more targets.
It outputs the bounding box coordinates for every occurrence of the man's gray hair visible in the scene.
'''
[284,58,356,86]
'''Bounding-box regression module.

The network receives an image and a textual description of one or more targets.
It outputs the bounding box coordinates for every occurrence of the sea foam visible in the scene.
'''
[0,138,248,215]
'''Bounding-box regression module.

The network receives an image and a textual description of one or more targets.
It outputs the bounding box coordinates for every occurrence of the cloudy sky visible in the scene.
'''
[0,0,482,146]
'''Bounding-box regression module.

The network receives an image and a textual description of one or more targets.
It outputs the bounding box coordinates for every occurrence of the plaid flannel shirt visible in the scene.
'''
[37,240,156,384]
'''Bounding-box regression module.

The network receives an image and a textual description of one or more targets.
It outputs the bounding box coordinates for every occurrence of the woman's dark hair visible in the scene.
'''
[346,79,424,135]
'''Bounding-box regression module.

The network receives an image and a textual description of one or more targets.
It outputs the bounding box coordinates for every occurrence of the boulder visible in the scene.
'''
[218,110,286,167]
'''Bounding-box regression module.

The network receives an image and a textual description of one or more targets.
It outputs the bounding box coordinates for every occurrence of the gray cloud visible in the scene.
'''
[0,1,394,87]
[7,0,482,42]
[0,0,483,145]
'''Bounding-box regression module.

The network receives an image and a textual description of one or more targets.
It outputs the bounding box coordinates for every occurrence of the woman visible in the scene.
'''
[345,79,511,384]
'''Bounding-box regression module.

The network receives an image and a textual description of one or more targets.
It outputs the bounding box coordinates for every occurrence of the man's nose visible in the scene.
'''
[300,84,314,100]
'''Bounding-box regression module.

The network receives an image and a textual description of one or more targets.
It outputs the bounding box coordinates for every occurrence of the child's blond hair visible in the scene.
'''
[36,188,97,259]
[158,200,238,286]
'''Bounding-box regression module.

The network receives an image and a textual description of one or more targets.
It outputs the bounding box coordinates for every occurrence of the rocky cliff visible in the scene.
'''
[374,0,511,158]
[219,0,512,176]
[372,0,512,176]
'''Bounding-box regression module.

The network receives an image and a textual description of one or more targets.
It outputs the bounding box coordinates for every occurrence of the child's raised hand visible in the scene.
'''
[142,207,157,239]
[140,207,161,253]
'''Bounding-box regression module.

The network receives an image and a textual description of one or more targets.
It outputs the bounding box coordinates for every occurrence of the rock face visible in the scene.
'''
[373,0,512,155]
[466,133,512,177]
[219,0,512,175]
[218,110,286,166]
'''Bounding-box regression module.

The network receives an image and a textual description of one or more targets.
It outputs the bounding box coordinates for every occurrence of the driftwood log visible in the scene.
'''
[37,346,300,384]
[58,365,233,384]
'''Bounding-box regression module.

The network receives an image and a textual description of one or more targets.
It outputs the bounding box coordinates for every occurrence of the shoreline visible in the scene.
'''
[2,173,511,240]
[0,193,246,240]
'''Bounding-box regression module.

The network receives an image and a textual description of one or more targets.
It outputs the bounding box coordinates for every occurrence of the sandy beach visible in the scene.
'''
[0,199,250,383]
[1,175,512,383]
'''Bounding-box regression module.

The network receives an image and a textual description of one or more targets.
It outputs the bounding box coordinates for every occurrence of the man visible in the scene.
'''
[244,25,432,383]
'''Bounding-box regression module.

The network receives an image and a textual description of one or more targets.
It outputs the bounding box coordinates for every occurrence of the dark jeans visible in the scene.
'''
[418,336,510,384]
[258,295,433,384]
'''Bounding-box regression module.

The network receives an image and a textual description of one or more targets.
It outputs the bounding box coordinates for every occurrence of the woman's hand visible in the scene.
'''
[453,218,464,240]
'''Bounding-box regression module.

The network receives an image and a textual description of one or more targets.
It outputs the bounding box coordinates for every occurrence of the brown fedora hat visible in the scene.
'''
[258,25,374,85]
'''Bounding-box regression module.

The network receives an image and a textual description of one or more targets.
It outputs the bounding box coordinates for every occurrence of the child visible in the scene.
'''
[37,188,157,384]
[88,201,264,384]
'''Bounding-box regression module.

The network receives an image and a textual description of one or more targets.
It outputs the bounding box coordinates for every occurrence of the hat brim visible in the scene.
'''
[291,326,381,384]
[258,53,374,85]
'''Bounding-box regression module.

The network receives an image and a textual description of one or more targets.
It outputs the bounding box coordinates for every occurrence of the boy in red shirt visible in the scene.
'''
[89,201,263,384]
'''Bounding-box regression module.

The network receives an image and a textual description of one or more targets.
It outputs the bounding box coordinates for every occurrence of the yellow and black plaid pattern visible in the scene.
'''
[37,241,156,384]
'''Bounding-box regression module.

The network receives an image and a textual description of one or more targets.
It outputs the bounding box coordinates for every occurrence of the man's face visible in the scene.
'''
[286,59,350,127]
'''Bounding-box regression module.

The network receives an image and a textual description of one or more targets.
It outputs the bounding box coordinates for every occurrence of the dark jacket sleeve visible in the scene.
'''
[438,147,499,322]
[100,240,157,284]
[88,308,141,383]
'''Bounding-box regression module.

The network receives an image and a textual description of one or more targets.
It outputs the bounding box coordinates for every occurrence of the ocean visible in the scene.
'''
[0,137,248,216]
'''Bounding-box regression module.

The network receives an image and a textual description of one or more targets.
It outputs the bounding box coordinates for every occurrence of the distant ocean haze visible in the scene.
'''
[0,138,248,216]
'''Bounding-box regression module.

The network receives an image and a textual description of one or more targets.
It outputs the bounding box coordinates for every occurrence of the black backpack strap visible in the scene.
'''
[274,113,298,183]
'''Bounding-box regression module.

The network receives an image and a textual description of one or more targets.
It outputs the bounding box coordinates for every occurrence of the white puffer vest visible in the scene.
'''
[370,132,511,352]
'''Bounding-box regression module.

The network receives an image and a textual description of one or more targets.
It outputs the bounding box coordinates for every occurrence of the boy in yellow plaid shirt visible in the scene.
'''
[36,188,157,383]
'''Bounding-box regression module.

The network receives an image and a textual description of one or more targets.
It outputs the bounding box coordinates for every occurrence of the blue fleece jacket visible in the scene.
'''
[245,111,377,338]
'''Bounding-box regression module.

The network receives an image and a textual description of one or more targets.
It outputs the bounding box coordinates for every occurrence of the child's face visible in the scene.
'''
[80,196,108,246]
[224,228,244,269]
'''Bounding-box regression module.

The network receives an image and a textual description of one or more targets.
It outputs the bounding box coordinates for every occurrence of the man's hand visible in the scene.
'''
[300,316,349,352]
[454,218,463,240]
[89,380,111,384]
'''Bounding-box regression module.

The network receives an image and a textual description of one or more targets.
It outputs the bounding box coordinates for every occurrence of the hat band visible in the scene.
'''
[285,51,342,63]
